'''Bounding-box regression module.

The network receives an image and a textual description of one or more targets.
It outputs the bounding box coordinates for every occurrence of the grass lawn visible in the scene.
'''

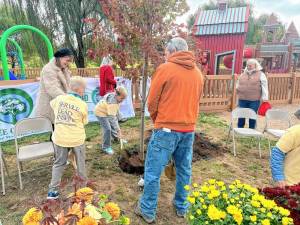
[0,113,275,225]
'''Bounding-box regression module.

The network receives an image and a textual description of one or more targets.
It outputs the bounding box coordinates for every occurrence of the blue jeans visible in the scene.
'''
[238,99,260,129]
[139,130,194,220]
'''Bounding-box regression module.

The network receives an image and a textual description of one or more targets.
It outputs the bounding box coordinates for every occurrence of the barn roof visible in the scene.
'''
[194,6,249,36]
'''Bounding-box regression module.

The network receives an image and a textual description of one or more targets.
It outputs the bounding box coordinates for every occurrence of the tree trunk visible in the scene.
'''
[139,52,149,160]
[75,32,85,68]
[75,49,85,68]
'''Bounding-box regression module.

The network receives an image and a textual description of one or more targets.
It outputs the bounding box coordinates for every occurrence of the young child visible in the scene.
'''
[47,76,88,199]
[94,86,127,155]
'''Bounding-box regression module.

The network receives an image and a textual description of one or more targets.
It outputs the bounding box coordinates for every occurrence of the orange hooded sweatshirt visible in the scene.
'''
[147,51,204,131]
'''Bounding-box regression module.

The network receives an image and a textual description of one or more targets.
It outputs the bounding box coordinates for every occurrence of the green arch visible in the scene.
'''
[0,25,54,80]
[0,37,25,77]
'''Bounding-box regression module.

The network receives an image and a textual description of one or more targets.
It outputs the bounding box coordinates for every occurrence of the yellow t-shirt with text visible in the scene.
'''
[276,124,300,185]
[50,94,88,147]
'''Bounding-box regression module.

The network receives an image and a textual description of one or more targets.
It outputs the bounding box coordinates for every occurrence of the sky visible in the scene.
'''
[177,0,300,33]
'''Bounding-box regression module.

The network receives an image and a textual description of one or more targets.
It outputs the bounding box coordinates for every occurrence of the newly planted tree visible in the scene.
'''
[89,0,189,158]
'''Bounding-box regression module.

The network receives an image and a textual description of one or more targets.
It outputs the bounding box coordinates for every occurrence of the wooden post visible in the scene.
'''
[290,72,297,104]
[231,74,237,111]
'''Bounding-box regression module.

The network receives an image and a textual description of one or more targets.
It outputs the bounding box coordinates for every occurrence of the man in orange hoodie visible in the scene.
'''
[135,37,204,223]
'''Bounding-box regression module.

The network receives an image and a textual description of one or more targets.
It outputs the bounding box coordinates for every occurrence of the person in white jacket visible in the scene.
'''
[236,58,269,129]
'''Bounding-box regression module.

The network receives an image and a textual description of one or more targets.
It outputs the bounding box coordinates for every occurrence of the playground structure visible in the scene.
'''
[0,25,54,80]
[255,15,300,73]
[193,1,250,75]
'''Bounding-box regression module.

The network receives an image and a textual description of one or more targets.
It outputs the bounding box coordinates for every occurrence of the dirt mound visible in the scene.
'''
[118,131,226,174]
[193,132,226,161]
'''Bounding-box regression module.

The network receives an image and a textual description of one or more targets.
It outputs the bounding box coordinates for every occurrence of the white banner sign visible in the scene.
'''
[0,77,135,142]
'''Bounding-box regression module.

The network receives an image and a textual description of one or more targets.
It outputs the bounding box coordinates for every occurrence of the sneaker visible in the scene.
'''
[134,203,155,224]
[173,201,186,218]
[176,210,185,218]
[47,191,59,200]
[103,147,114,155]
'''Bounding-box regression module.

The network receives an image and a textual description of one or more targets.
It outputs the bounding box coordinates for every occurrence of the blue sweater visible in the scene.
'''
[270,147,286,182]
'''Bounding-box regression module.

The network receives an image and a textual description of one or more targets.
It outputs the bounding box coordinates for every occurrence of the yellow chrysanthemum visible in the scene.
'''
[250,215,257,222]
[193,191,200,198]
[233,212,243,225]
[76,187,94,203]
[196,209,202,215]
[217,181,225,187]
[192,183,198,188]
[200,185,210,193]
[104,202,120,220]
[278,207,290,217]
[208,179,216,185]
[77,216,97,225]
[282,217,293,225]
[207,205,226,220]
[251,200,260,208]
[261,219,270,225]
[261,199,277,210]
[187,196,196,204]
[22,208,43,225]
[226,205,240,215]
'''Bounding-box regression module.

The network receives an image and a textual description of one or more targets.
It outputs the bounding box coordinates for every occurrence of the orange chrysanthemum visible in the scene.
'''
[22,207,43,225]
[75,187,94,203]
[68,203,82,219]
[76,216,97,225]
[104,202,120,220]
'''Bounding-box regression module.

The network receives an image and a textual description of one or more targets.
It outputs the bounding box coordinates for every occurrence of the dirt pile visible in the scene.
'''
[192,132,226,161]
[118,131,226,174]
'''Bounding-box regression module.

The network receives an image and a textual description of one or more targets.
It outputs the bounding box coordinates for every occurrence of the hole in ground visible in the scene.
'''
[118,130,226,174]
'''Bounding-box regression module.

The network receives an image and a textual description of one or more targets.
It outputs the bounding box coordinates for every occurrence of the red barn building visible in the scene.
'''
[193,1,250,75]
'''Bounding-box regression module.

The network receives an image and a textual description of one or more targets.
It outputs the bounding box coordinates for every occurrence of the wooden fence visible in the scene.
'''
[1,67,300,112]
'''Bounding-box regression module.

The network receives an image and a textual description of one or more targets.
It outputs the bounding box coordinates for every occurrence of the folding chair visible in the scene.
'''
[15,117,55,190]
[264,109,290,153]
[228,108,264,158]
[0,145,6,195]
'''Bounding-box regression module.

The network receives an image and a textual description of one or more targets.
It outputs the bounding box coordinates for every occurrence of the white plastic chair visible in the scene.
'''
[15,117,55,190]
[264,109,290,153]
[228,108,263,158]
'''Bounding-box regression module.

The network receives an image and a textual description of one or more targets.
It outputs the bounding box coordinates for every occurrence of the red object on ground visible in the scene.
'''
[258,101,272,116]
[99,65,116,96]
[243,47,254,58]
[223,55,233,69]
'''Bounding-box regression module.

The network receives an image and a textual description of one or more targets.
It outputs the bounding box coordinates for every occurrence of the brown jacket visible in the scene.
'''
[35,59,71,123]
[147,51,204,131]
[237,71,262,101]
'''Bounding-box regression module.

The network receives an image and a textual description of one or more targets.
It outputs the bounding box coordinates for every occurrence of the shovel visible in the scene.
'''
[120,139,127,150]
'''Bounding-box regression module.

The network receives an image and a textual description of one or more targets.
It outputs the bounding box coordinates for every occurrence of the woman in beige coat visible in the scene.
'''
[35,48,73,123]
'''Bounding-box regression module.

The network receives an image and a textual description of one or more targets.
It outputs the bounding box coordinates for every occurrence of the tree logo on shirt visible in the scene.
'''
[0,88,33,125]
[91,87,101,104]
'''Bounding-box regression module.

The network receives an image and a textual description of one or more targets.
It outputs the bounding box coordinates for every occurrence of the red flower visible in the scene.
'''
[288,198,298,209]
